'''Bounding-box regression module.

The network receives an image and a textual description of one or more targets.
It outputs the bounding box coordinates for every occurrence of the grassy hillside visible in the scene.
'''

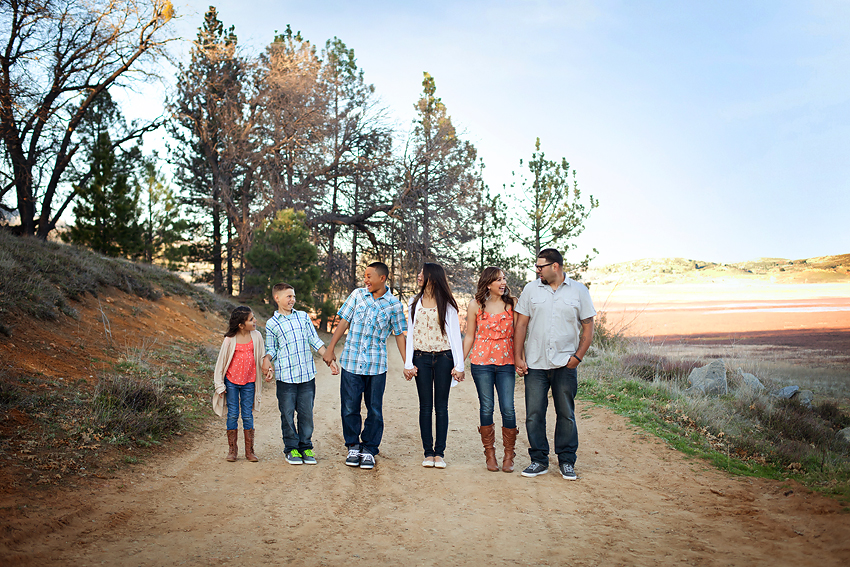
[0,231,236,487]
[585,254,850,285]
[0,230,232,333]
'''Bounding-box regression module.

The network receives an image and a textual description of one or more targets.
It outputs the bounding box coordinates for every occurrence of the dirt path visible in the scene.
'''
[4,341,850,566]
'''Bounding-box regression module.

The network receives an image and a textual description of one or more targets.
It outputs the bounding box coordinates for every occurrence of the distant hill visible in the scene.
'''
[584,254,850,285]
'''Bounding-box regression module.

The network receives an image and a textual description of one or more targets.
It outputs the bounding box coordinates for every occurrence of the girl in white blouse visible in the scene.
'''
[404,263,465,468]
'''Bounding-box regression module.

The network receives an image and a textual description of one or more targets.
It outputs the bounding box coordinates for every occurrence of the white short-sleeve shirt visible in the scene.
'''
[515,277,596,370]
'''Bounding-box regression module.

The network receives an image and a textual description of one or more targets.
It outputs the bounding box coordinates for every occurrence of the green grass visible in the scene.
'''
[580,351,850,502]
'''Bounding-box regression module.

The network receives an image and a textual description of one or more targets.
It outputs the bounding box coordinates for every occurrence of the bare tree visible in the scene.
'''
[0,0,175,238]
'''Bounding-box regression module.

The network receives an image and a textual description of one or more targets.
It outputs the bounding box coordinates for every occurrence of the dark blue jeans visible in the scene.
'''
[525,366,578,466]
[340,368,386,456]
[225,379,255,430]
[471,364,517,429]
[276,379,315,453]
[413,350,454,458]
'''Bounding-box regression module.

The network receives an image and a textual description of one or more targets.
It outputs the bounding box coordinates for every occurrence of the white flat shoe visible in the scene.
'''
[434,457,447,469]
[422,459,435,467]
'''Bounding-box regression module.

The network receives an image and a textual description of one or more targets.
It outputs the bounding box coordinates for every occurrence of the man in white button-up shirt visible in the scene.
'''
[514,248,596,480]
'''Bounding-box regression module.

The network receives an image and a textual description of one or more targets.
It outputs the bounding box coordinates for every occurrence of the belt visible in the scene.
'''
[413,349,451,356]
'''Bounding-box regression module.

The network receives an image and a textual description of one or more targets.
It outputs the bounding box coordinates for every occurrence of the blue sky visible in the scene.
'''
[134,0,849,265]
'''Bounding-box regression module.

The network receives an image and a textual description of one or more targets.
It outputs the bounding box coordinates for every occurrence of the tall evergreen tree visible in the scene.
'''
[400,72,483,275]
[169,6,248,294]
[63,91,142,256]
[509,137,599,277]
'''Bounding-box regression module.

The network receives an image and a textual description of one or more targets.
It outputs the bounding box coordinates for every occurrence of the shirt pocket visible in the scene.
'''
[353,302,368,323]
[555,296,580,323]
[375,306,390,332]
[529,295,548,315]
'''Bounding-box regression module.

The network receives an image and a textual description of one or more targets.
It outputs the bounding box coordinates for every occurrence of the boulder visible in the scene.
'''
[793,390,814,408]
[685,359,728,396]
[735,368,766,393]
[770,385,800,399]
[836,427,850,445]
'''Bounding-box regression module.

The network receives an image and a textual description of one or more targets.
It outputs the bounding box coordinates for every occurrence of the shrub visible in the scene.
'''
[92,374,183,443]
[622,352,701,382]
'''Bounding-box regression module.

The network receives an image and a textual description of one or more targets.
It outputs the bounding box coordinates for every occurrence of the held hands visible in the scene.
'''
[451,369,465,382]
[403,367,418,381]
[322,349,336,368]
[515,358,528,376]
[329,360,340,375]
[261,361,274,382]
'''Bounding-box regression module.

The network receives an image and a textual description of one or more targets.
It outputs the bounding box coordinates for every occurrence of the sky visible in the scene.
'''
[124,0,850,265]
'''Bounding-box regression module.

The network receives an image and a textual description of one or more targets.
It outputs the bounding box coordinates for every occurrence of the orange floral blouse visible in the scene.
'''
[469,306,514,366]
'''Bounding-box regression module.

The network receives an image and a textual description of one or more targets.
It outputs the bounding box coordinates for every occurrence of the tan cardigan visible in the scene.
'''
[213,330,265,414]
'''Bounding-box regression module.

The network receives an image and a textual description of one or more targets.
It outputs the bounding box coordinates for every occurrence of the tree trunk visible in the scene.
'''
[226,216,233,296]
[212,202,224,294]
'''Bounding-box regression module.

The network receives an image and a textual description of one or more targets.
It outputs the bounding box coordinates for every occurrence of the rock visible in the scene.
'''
[770,385,800,399]
[685,359,728,396]
[836,428,850,445]
[793,390,814,408]
[735,368,766,393]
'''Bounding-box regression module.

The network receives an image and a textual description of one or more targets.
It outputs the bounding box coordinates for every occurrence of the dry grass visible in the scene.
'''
[583,322,850,499]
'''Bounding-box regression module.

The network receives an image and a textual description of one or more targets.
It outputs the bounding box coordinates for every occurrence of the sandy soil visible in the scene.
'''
[2,284,850,566]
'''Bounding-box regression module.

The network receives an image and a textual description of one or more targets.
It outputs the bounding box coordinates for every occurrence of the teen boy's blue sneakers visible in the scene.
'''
[302,449,317,465]
[285,450,303,465]
[345,445,361,467]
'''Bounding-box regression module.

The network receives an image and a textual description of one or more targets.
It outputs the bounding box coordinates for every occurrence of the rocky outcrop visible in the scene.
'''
[685,360,728,396]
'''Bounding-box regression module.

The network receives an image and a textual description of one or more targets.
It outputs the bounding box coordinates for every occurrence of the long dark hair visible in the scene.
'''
[474,266,516,312]
[225,306,253,338]
[411,263,458,336]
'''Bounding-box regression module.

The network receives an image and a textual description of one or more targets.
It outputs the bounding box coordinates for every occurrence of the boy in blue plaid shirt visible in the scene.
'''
[262,283,339,465]
[323,262,407,470]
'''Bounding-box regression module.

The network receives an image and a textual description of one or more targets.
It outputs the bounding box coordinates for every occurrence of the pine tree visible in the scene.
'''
[509,138,599,277]
[244,209,323,305]
[63,92,143,257]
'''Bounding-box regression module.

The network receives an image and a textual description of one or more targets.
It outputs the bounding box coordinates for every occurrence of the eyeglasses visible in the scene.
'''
[534,262,555,271]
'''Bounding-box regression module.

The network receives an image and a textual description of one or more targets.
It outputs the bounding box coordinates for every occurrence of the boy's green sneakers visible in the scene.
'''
[285,449,303,465]
[302,449,317,465]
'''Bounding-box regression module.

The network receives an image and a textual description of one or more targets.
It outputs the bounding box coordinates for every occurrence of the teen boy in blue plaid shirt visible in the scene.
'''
[323,262,407,470]
[262,283,339,465]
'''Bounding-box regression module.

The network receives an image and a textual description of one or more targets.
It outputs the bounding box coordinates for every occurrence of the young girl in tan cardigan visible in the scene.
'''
[214,306,265,462]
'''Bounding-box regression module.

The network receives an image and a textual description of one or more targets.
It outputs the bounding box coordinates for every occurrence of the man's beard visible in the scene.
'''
[540,276,548,285]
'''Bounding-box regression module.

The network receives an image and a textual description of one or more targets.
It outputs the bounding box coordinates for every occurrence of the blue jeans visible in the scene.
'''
[471,364,516,429]
[276,379,315,453]
[525,366,578,466]
[340,368,386,456]
[225,379,255,430]
[413,350,454,458]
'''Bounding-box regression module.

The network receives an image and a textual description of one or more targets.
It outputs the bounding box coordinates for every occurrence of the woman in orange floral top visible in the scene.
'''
[462,267,519,472]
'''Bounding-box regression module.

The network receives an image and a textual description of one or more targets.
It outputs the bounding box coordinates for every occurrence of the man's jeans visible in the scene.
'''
[413,350,454,458]
[225,378,254,430]
[471,363,517,429]
[276,379,315,453]
[340,368,386,456]
[524,366,578,466]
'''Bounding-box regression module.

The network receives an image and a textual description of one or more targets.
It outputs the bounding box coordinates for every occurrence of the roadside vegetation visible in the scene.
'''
[0,233,234,486]
[583,319,850,505]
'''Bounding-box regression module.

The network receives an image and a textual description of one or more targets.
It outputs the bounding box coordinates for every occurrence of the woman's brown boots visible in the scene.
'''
[501,427,518,473]
[244,429,259,462]
[226,429,238,462]
[478,424,500,471]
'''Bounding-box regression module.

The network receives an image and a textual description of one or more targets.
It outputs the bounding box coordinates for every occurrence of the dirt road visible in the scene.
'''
[4,339,849,567]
